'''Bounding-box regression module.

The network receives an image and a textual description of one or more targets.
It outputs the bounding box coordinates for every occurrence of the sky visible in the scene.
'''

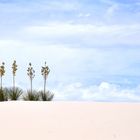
[0,0,140,101]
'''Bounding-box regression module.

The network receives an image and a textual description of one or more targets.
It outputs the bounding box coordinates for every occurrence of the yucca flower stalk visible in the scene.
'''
[12,60,18,92]
[41,62,50,94]
[27,63,35,94]
[0,62,5,90]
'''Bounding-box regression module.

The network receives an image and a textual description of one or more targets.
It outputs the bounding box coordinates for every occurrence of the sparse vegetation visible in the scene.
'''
[39,90,54,101]
[0,89,8,101]
[23,90,40,101]
[7,87,23,100]
[0,61,54,102]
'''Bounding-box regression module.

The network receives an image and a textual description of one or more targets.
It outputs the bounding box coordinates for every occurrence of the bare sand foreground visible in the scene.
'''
[0,102,140,140]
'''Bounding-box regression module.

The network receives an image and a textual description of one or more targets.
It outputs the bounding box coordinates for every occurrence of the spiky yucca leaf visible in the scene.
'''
[0,89,8,101]
[7,87,23,100]
[23,90,40,101]
[39,90,54,101]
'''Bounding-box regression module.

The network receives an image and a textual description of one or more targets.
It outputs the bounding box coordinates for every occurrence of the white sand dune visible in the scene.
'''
[0,101,140,140]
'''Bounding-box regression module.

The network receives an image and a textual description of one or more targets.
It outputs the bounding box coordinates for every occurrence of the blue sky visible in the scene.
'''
[0,0,140,101]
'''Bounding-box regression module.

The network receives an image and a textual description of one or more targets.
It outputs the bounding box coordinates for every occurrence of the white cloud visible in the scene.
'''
[78,13,91,17]
[53,82,140,101]
[44,1,79,11]
[23,22,140,45]
[0,0,79,13]
[106,3,119,17]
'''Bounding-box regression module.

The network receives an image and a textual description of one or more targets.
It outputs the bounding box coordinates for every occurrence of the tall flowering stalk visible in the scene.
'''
[27,63,35,94]
[0,62,5,90]
[41,62,50,94]
[12,60,18,92]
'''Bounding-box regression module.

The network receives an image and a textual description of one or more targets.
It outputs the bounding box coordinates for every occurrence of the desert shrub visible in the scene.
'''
[7,87,23,100]
[23,90,40,101]
[0,89,8,101]
[38,90,54,101]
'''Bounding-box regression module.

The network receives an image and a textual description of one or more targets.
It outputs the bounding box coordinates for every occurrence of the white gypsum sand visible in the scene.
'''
[0,101,140,140]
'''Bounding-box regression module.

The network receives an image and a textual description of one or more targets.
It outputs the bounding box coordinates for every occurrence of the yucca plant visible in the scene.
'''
[27,63,35,94]
[12,60,18,92]
[23,90,40,101]
[0,88,8,101]
[0,62,5,90]
[7,87,23,100]
[39,90,54,101]
[41,62,50,94]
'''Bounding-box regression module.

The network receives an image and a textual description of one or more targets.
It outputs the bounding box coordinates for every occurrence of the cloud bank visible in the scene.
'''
[54,82,140,102]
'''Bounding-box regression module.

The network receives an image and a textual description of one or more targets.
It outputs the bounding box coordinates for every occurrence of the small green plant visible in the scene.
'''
[27,63,35,94]
[0,89,8,101]
[41,62,50,94]
[12,60,18,92]
[7,87,23,100]
[23,90,40,101]
[0,61,54,102]
[0,62,5,90]
[39,90,54,101]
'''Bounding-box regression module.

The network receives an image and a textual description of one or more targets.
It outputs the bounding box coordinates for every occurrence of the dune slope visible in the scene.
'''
[0,102,140,140]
